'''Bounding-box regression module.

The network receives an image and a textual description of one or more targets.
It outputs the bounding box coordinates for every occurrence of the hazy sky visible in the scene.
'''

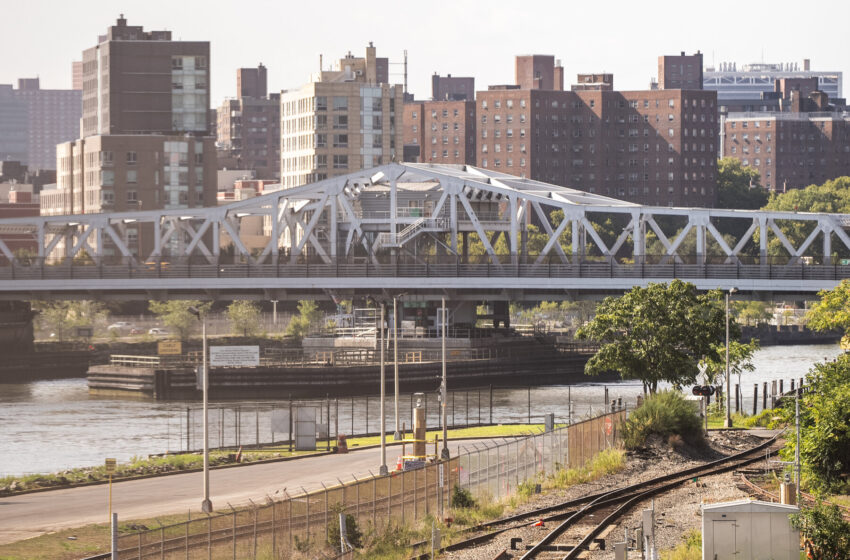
[1,0,846,104]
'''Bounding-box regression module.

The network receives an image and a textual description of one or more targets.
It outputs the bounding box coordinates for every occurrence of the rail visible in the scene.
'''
[2,257,849,283]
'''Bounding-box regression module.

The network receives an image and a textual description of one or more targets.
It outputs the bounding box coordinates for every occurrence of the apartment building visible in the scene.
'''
[431,74,475,101]
[657,52,703,90]
[43,16,217,258]
[722,113,850,192]
[402,100,476,164]
[476,76,718,206]
[0,78,81,170]
[280,44,403,188]
[217,65,281,179]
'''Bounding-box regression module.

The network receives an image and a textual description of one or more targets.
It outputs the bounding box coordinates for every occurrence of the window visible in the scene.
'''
[668,129,674,138]
[668,99,675,108]
[316,96,327,111]
[333,115,348,129]
[372,97,382,111]
[316,115,327,129]
[494,100,501,109]
[520,99,526,108]
[411,111,417,119]
[316,133,327,147]
[333,134,348,148]
[126,170,137,183]
[171,57,183,69]
[333,155,348,169]
[101,190,114,204]
[195,56,207,69]
[333,96,348,110]
[127,190,138,203]
[126,151,137,164]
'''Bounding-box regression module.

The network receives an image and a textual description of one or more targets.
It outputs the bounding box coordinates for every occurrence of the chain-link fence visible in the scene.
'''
[113,409,626,559]
[457,409,626,502]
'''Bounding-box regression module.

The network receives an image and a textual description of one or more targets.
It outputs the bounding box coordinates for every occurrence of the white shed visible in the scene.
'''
[701,500,800,560]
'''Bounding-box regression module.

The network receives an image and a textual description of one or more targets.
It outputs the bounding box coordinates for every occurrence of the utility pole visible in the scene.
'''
[188,306,213,514]
[724,287,738,428]
[795,386,801,505]
[393,296,400,440]
[379,303,388,475]
[441,297,449,460]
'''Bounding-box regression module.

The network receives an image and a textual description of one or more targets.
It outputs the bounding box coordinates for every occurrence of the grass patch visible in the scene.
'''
[660,529,701,560]
[547,448,626,489]
[622,390,703,448]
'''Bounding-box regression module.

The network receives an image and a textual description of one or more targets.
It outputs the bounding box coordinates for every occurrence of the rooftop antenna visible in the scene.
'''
[404,50,408,94]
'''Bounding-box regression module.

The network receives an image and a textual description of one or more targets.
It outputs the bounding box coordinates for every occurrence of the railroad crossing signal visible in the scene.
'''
[692,385,716,397]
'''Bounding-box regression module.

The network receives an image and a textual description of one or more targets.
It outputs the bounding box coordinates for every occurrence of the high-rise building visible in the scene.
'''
[72,61,83,90]
[476,58,718,206]
[402,100,476,164]
[80,15,210,137]
[431,74,475,101]
[658,51,703,90]
[704,59,842,103]
[280,44,403,188]
[0,78,82,170]
[237,64,268,99]
[216,65,280,179]
[572,74,614,92]
[44,16,216,257]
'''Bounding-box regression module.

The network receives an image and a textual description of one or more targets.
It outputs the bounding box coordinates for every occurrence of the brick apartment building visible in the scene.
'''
[217,64,281,179]
[722,113,850,192]
[431,74,475,101]
[402,100,476,165]
[657,52,703,90]
[475,56,718,206]
[0,184,39,254]
[44,16,217,258]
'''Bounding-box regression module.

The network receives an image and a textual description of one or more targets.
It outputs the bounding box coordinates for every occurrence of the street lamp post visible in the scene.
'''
[440,297,449,460]
[189,306,212,513]
[379,303,388,475]
[393,296,400,441]
[724,287,738,428]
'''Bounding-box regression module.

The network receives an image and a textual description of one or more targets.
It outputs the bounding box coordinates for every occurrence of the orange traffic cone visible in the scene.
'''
[396,456,403,471]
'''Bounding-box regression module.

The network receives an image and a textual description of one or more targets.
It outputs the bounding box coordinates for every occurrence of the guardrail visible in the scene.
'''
[2,258,848,283]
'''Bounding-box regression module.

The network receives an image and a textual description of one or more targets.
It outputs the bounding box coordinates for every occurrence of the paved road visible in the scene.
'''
[0,439,492,544]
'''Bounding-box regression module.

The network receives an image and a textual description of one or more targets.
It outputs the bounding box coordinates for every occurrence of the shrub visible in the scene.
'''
[621,390,703,449]
[661,529,701,560]
[450,485,475,508]
[791,502,850,559]
[327,509,363,549]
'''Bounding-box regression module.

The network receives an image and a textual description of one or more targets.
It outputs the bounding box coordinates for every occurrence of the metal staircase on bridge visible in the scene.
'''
[373,218,447,250]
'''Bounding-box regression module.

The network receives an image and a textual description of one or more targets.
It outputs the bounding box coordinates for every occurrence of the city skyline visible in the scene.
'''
[1,0,847,105]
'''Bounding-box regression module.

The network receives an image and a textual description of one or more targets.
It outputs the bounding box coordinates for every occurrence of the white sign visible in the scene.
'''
[271,410,290,434]
[209,346,260,367]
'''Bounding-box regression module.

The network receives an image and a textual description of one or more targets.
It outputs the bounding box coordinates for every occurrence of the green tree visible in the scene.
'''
[782,353,850,492]
[806,280,850,346]
[733,300,774,326]
[32,300,106,341]
[699,339,759,390]
[226,301,261,337]
[716,157,768,209]
[791,502,850,560]
[285,300,323,340]
[760,176,850,259]
[576,280,730,392]
[148,300,211,341]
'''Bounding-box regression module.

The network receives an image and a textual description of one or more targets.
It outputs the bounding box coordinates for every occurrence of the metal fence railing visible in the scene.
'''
[112,409,626,559]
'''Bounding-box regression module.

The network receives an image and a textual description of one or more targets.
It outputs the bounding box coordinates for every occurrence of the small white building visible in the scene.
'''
[701,500,799,560]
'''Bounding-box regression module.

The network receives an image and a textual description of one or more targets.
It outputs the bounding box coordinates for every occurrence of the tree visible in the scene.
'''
[285,300,323,340]
[782,353,850,492]
[791,502,850,560]
[716,157,768,209]
[32,300,106,341]
[806,280,850,346]
[699,339,759,389]
[733,300,774,327]
[226,301,261,337]
[148,300,211,340]
[576,280,731,392]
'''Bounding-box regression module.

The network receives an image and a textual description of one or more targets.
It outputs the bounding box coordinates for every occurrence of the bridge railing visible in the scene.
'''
[2,255,850,283]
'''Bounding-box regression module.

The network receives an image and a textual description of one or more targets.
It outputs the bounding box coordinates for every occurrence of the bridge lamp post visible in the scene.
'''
[724,287,738,429]
[189,306,213,513]
[393,293,407,441]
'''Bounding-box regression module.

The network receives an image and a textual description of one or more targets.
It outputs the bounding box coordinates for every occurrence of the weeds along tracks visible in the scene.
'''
[435,433,781,560]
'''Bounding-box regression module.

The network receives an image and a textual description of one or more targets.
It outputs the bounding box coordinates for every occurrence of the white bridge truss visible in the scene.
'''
[1,163,850,299]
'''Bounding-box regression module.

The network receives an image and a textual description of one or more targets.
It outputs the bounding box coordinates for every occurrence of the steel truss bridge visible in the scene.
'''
[1,163,849,301]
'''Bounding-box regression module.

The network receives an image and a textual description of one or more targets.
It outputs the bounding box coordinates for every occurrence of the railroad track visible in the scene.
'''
[427,433,781,560]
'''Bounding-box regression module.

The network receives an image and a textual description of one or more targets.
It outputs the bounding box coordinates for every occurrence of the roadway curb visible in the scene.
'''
[0,433,531,498]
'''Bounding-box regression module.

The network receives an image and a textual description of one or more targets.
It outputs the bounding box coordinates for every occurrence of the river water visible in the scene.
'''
[0,343,842,477]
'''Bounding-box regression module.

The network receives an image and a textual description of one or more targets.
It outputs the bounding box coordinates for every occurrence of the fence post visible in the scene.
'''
[735,384,740,413]
[207,516,212,560]
[527,386,531,424]
[232,510,237,560]
[256,407,260,448]
[753,384,758,416]
[372,475,377,528]
[413,467,418,520]
[401,468,406,525]
[186,407,191,451]
[762,382,768,410]
[272,500,277,557]
[489,385,493,425]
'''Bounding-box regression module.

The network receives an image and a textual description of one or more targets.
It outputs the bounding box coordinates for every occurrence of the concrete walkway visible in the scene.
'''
[0,439,489,545]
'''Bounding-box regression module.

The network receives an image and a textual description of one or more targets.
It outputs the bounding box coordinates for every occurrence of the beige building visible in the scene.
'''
[280,44,403,188]
[45,135,217,257]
